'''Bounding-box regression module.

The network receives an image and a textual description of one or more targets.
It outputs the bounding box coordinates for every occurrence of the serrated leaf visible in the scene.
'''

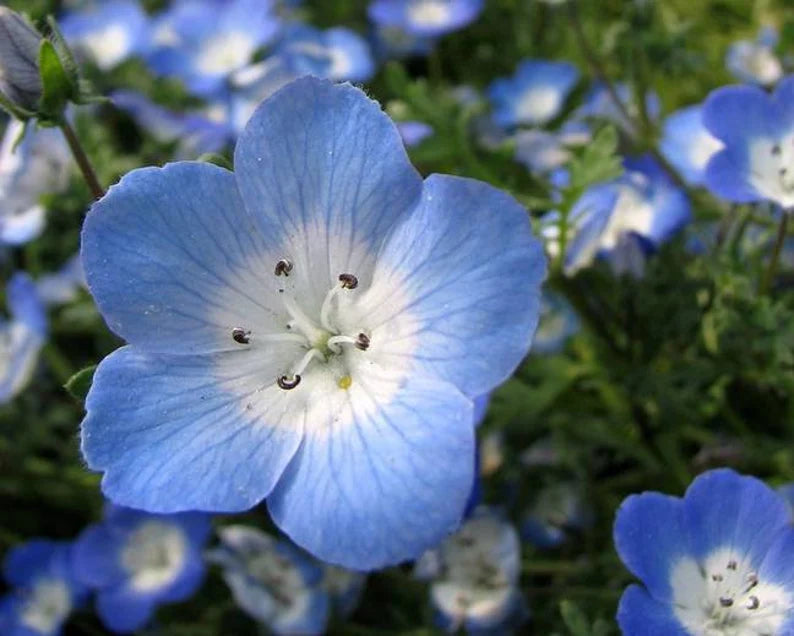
[64,365,96,402]
[38,39,73,118]
[568,125,623,191]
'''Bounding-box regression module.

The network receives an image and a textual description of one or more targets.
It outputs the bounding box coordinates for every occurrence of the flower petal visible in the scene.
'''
[82,346,304,513]
[96,587,156,633]
[617,585,688,636]
[702,84,781,145]
[267,373,475,570]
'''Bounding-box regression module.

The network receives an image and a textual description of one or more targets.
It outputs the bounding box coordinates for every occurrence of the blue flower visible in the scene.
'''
[614,468,794,635]
[514,122,590,175]
[561,156,691,276]
[521,482,593,549]
[206,525,329,635]
[660,105,724,187]
[79,77,545,570]
[36,256,85,307]
[0,540,87,636]
[702,76,794,210]
[0,273,47,404]
[147,0,280,97]
[371,24,434,60]
[368,0,484,38]
[0,120,72,245]
[488,60,579,129]
[726,26,783,86]
[321,564,367,619]
[575,82,661,135]
[59,0,151,71]
[277,25,375,83]
[531,291,579,354]
[72,505,211,633]
[396,120,434,147]
[415,507,527,634]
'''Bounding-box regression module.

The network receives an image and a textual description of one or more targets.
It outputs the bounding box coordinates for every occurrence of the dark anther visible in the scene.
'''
[274,259,293,277]
[772,144,782,156]
[727,560,737,571]
[782,168,789,176]
[719,597,734,607]
[745,574,759,591]
[747,595,760,610]
[355,333,370,351]
[277,375,301,390]
[712,574,723,582]
[338,273,358,289]
[232,328,250,344]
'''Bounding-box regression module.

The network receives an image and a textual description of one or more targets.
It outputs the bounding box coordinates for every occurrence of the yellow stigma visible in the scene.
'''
[337,375,352,390]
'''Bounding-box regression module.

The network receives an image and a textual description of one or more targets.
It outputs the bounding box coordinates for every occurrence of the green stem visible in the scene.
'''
[760,212,789,294]
[58,118,104,200]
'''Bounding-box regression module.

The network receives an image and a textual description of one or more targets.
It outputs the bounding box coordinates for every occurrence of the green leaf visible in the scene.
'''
[37,39,73,119]
[559,600,591,636]
[197,153,233,170]
[567,125,623,192]
[64,365,97,402]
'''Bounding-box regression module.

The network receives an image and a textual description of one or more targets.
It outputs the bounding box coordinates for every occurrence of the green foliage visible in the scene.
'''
[64,365,96,402]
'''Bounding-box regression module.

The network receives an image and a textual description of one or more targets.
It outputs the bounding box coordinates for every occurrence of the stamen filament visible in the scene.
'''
[292,348,325,377]
[327,335,357,353]
[320,284,343,332]
[282,296,325,343]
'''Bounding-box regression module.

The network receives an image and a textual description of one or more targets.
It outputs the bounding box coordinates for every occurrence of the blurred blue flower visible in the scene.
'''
[614,468,794,635]
[660,105,724,187]
[488,60,579,128]
[397,120,433,147]
[321,564,367,619]
[514,121,590,175]
[147,0,280,97]
[415,507,527,634]
[371,24,434,60]
[522,482,593,549]
[0,120,72,245]
[278,25,375,83]
[79,77,545,570]
[35,255,86,307]
[561,156,691,276]
[0,540,87,636]
[206,525,329,635]
[72,505,211,633]
[575,82,660,136]
[531,291,579,354]
[368,0,484,38]
[60,0,151,71]
[726,26,783,86]
[0,273,47,404]
[702,76,794,210]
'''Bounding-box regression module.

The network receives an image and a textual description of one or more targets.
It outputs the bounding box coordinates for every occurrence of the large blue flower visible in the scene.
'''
[614,468,794,635]
[72,505,211,633]
[368,0,484,38]
[0,540,87,636]
[703,76,794,210]
[80,77,545,570]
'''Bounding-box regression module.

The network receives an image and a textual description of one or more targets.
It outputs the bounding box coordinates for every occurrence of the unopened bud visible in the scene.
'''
[0,8,43,112]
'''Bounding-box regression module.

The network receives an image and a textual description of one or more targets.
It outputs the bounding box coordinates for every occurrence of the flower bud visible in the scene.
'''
[0,8,43,112]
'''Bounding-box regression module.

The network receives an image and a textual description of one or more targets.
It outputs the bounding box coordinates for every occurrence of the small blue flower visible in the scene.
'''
[147,0,280,97]
[726,26,783,86]
[415,507,527,634]
[368,0,484,38]
[206,525,329,635]
[614,468,794,635]
[371,24,434,60]
[72,505,211,633]
[702,76,794,210]
[36,255,85,307]
[396,120,434,147]
[531,291,579,354]
[0,121,72,245]
[0,273,47,404]
[79,77,545,570]
[0,540,87,636]
[575,82,661,135]
[278,25,375,83]
[561,156,691,276]
[514,122,590,175]
[488,60,579,129]
[660,105,724,187]
[321,564,367,619]
[522,482,593,549]
[59,0,151,71]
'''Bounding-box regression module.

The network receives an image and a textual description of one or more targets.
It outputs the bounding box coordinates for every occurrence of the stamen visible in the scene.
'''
[356,333,370,351]
[338,273,358,289]
[747,596,760,610]
[232,328,250,344]
[291,348,325,377]
[282,296,325,343]
[277,375,301,390]
[772,144,781,156]
[727,560,737,571]
[719,597,734,607]
[327,335,358,353]
[274,259,293,276]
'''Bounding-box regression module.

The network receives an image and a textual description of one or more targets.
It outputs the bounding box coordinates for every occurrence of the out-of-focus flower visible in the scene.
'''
[147,0,280,97]
[660,105,724,187]
[488,60,579,129]
[415,507,527,633]
[0,540,87,636]
[522,482,593,549]
[72,505,211,633]
[36,255,86,306]
[368,0,484,38]
[560,156,691,276]
[726,26,783,86]
[575,82,660,136]
[60,0,151,71]
[0,273,47,404]
[531,291,579,354]
[396,120,433,147]
[514,121,590,175]
[321,564,366,619]
[79,77,546,570]
[0,7,43,113]
[614,468,794,634]
[206,525,329,635]
[371,24,434,60]
[702,76,794,210]
[278,25,375,83]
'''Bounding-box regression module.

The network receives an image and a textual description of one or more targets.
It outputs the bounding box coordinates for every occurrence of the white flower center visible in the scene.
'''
[600,176,655,250]
[408,0,452,27]
[20,578,72,634]
[737,45,783,85]
[76,23,131,70]
[121,521,187,592]
[748,134,794,210]
[688,130,724,174]
[671,548,792,635]
[516,86,563,125]
[245,549,306,611]
[196,32,257,76]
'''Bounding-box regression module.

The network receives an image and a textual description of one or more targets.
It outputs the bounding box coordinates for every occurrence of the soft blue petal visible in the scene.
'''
[613,492,687,602]
[3,541,63,588]
[758,526,794,590]
[234,77,423,286]
[81,162,279,355]
[267,373,475,570]
[702,84,781,145]
[8,273,46,337]
[271,587,329,635]
[704,148,759,203]
[0,205,46,245]
[95,587,156,633]
[616,584,688,636]
[683,468,791,566]
[369,174,545,397]
[82,346,304,513]
[368,0,484,37]
[773,75,794,131]
[72,524,127,589]
[157,551,206,603]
